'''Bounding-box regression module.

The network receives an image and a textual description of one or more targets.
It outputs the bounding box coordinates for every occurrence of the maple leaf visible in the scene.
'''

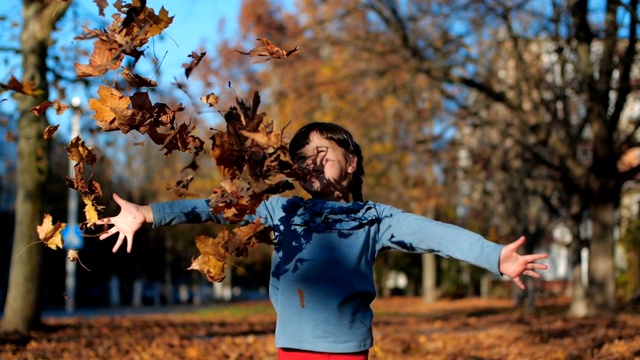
[31,100,70,116]
[66,136,97,165]
[37,214,66,250]
[235,38,301,63]
[187,235,230,282]
[121,67,157,88]
[226,219,273,258]
[82,195,101,228]
[74,39,123,78]
[165,174,198,198]
[0,76,44,97]
[183,51,206,79]
[43,125,60,140]
[89,85,131,131]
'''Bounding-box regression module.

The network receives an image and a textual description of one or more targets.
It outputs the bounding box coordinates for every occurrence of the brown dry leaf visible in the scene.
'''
[187,234,230,282]
[165,174,198,198]
[30,101,53,115]
[68,250,92,271]
[74,39,123,78]
[235,38,301,63]
[37,214,66,250]
[82,195,99,228]
[183,51,206,79]
[94,0,108,16]
[0,76,44,97]
[5,131,16,143]
[226,218,273,258]
[43,124,60,140]
[121,67,157,88]
[200,93,218,107]
[89,85,131,130]
[53,99,71,115]
[65,136,97,165]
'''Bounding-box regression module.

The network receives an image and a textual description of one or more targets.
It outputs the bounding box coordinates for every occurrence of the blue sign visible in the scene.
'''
[61,225,84,250]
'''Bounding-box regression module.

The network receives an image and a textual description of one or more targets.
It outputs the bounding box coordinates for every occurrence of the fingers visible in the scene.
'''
[112,233,125,253]
[98,227,118,241]
[512,276,525,290]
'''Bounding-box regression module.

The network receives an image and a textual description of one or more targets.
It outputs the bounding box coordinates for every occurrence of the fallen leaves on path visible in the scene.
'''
[1,297,638,359]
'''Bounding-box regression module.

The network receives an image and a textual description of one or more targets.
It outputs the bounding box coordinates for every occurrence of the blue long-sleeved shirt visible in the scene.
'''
[150,195,503,353]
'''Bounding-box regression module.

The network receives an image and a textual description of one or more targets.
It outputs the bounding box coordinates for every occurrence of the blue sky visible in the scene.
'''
[0,0,242,82]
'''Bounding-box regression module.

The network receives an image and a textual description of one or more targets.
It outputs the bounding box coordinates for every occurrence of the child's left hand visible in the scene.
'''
[499,236,548,290]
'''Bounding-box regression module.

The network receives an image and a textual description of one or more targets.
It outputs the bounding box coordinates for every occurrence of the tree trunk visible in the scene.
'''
[422,253,436,303]
[587,197,617,314]
[1,0,68,333]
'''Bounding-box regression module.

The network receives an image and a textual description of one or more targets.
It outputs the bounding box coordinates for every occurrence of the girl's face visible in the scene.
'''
[293,132,357,201]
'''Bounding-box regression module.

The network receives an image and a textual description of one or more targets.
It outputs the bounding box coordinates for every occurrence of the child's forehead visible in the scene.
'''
[301,132,335,149]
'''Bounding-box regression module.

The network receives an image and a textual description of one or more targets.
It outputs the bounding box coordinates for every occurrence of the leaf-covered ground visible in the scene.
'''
[1,296,638,359]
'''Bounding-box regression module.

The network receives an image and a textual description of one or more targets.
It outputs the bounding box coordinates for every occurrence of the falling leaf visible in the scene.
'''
[88,85,131,130]
[121,67,157,88]
[37,214,66,250]
[235,38,301,63]
[74,39,123,78]
[82,195,100,228]
[68,250,92,271]
[43,125,60,140]
[5,131,16,143]
[200,93,218,107]
[187,235,230,283]
[94,0,108,16]
[30,101,53,115]
[0,76,44,97]
[183,51,206,79]
[297,288,305,308]
[66,136,97,165]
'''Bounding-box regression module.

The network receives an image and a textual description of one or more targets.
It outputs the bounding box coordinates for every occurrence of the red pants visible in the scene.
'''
[278,348,369,360]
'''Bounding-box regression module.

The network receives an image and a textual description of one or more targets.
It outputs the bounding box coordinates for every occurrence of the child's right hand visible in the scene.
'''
[96,193,153,253]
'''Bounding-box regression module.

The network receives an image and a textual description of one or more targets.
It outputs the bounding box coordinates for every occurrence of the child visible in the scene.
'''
[97,122,548,360]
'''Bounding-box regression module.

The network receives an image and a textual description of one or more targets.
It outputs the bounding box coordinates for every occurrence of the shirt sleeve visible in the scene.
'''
[374,203,503,274]
[149,197,278,228]
[150,198,223,227]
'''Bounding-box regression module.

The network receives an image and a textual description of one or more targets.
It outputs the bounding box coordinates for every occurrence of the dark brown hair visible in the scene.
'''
[289,122,365,202]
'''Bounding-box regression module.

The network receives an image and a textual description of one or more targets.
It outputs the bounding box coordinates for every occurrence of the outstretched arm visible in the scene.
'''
[96,193,153,253]
[499,236,548,290]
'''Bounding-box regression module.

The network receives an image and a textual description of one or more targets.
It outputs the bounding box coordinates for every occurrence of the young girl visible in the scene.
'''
[97,122,548,360]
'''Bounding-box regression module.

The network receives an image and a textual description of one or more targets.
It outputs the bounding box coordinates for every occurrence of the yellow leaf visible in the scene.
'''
[37,214,65,250]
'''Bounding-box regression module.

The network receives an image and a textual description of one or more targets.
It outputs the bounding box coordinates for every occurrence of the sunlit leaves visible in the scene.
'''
[37,214,66,250]
[236,38,301,63]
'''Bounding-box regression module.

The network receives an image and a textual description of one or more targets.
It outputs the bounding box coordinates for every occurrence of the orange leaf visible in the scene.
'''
[0,76,44,97]
[65,135,97,165]
[43,125,59,140]
[88,85,131,130]
[37,214,66,250]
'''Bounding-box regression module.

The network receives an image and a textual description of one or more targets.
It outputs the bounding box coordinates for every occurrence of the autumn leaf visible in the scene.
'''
[121,67,157,88]
[37,214,66,250]
[74,39,123,78]
[43,125,60,140]
[68,250,92,271]
[94,0,108,16]
[31,100,70,116]
[200,93,218,107]
[235,38,301,63]
[0,75,44,97]
[66,136,97,165]
[187,235,230,283]
[82,195,100,228]
[183,51,206,79]
[89,85,131,130]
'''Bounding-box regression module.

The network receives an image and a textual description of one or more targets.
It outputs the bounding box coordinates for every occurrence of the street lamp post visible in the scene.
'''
[65,97,81,314]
